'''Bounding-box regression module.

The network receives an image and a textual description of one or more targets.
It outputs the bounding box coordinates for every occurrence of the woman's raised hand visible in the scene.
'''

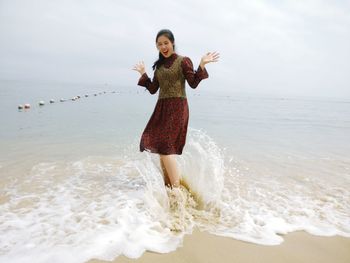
[132,61,146,75]
[200,51,220,69]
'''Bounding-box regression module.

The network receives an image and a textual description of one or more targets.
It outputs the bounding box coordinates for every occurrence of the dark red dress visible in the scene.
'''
[137,53,208,155]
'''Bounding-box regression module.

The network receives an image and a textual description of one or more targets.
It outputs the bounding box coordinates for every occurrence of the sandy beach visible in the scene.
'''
[88,229,350,263]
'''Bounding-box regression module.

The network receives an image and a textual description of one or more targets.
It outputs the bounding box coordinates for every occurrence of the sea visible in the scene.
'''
[0,79,349,262]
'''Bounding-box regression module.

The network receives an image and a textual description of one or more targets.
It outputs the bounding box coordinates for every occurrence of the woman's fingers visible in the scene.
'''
[211,52,220,61]
[210,51,220,58]
[132,61,146,73]
[132,64,140,70]
[203,51,220,63]
[212,52,220,62]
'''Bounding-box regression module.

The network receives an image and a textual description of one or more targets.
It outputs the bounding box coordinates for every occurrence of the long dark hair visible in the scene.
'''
[152,29,176,71]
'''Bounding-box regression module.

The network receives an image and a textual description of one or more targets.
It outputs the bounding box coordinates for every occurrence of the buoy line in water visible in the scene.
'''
[17,90,118,111]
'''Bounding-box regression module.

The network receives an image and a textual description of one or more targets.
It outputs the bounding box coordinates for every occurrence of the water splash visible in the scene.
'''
[0,128,349,263]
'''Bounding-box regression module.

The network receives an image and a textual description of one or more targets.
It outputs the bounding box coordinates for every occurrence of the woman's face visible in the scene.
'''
[156,35,174,58]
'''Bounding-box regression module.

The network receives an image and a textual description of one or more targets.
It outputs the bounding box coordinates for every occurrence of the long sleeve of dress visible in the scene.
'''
[137,72,159,94]
[181,57,209,89]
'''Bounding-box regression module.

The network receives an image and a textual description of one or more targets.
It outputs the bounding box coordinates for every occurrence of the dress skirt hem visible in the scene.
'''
[139,97,189,155]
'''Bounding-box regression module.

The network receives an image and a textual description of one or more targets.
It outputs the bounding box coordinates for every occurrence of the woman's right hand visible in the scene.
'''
[132,61,146,75]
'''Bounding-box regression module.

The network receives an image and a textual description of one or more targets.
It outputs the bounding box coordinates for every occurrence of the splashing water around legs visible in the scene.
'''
[165,186,198,232]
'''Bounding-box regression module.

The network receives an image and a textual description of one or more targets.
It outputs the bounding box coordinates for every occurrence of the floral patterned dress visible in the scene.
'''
[137,53,208,155]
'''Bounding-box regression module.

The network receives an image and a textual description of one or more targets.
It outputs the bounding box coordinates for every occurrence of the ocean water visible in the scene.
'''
[0,79,349,262]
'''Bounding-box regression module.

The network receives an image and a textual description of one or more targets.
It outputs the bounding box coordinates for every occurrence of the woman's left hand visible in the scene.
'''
[200,51,220,69]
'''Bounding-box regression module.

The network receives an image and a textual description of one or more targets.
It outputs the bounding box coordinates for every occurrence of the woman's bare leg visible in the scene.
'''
[160,157,171,187]
[160,154,180,187]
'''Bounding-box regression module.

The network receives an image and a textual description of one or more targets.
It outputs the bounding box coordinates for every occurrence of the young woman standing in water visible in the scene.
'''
[132,29,219,188]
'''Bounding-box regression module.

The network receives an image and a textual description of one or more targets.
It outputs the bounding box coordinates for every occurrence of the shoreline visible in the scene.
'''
[88,229,350,263]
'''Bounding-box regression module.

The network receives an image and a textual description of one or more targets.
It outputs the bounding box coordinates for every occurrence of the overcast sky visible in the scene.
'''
[0,0,349,98]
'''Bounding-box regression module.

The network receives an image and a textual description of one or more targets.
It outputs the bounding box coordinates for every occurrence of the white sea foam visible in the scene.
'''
[0,128,349,262]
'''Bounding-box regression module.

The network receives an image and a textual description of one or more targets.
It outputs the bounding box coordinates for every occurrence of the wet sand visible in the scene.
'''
[88,229,350,263]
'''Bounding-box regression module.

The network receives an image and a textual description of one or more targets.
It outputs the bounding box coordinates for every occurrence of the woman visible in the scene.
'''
[132,29,219,188]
